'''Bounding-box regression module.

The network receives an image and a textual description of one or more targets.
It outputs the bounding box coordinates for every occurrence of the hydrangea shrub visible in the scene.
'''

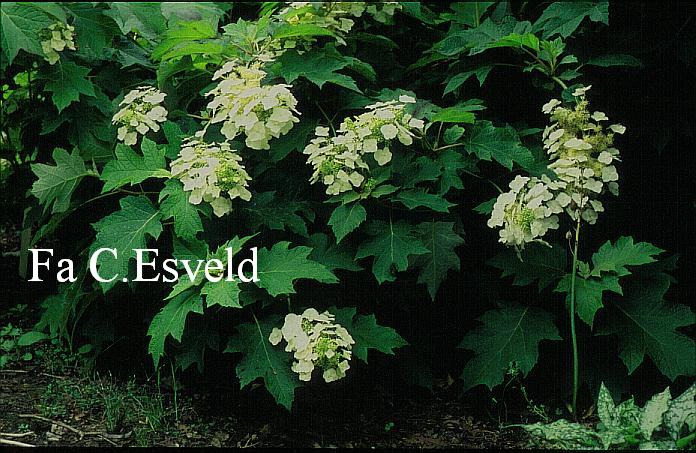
[2,1,693,413]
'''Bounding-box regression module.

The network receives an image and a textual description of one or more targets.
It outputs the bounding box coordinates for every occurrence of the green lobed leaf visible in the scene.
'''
[554,274,623,327]
[1,2,55,64]
[273,46,361,92]
[489,32,540,51]
[435,149,478,195]
[44,61,96,113]
[443,66,493,95]
[160,2,224,28]
[307,233,362,272]
[474,197,496,215]
[158,178,210,242]
[433,16,531,57]
[355,219,430,284]
[413,221,465,300]
[487,243,567,291]
[595,260,696,379]
[459,304,562,391]
[430,107,476,123]
[225,315,301,410]
[590,236,664,278]
[30,147,93,214]
[442,2,495,27]
[532,2,609,39]
[66,3,118,59]
[254,242,337,297]
[201,279,241,309]
[151,20,219,61]
[395,189,455,213]
[328,201,366,243]
[101,138,169,193]
[244,191,312,237]
[147,288,203,368]
[104,2,166,42]
[90,196,163,292]
[331,307,408,363]
[175,318,219,373]
[463,120,534,170]
[272,22,336,40]
[443,125,466,144]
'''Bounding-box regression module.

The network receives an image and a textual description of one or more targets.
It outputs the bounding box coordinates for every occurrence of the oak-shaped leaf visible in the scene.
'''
[147,287,203,368]
[90,196,163,292]
[459,303,561,391]
[355,220,429,284]
[225,315,302,410]
[331,306,408,363]
[254,242,338,297]
[101,138,169,193]
[31,147,94,214]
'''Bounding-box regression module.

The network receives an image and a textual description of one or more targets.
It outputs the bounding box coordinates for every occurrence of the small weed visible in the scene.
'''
[38,370,182,446]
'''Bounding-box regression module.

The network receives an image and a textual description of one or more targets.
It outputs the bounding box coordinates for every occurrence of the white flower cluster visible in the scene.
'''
[279,2,401,45]
[269,308,354,383]
[488,175,561,249]
[112,87,168,145]
[170,138,252,217]
[303,95,425,195]
[205,61,300,150]
[488,85,625,250]
[40,22,75,65]
[541,85,624,224]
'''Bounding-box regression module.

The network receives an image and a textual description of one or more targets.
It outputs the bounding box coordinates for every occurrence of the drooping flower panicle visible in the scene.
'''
[170,137,252,217]
[303,95,425,195]
[205,61,300,150]
[542,85,624,224]
[488,85,625,250]
[269,308,354,383]
[40,22,76,65]
[112,87,168,145]
[488,175,561,249]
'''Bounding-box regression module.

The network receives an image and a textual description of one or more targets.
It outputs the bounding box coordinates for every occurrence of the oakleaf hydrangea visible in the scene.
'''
[269,308,354,383]
[488,85,625,249]
[205,61,300,150]
[170,137,252,217]
[542,85,624,224]
[112,87,168,145]
[304,95,425,195]
[40,22,76,65]
[487,175,561,250]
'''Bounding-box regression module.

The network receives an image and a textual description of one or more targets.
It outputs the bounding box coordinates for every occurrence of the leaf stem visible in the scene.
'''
[315,101,336,136]
[552,76,568,91]
[569,215,581,416]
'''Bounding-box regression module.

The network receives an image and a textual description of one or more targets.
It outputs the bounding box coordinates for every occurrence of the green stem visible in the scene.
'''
[169,359,179,423]
[677,431,696,449]
[552,76,568,91]
[569,216,582,415]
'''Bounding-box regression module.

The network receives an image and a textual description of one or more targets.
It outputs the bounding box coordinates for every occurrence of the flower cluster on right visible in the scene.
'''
[488,86,625,251]
[269,308,355,383]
